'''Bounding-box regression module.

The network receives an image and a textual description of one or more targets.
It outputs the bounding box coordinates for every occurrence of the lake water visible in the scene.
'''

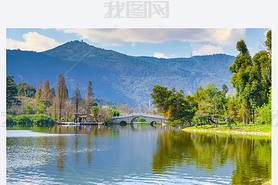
[7,125,271,185]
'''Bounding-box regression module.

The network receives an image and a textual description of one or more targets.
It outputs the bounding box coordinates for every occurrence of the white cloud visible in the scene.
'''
[153,52,168,59]
[192,44,224,56]
[7,32,61,52]
[60,28,245,46]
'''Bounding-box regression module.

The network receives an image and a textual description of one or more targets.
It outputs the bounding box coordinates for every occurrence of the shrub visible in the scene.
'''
[24,104,35,114]
[256,103,271,124]
[29,114,54,127]
[91,106,100,114]
[15,114,32,127]
[6,114,15,127]
[35,103,46,114]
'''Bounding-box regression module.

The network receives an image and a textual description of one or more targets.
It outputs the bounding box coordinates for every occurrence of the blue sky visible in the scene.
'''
[7,28,269,58]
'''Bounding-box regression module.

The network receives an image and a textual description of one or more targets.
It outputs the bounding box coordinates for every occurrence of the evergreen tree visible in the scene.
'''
[150,85,175,115]
[85,81,95,114]
[55,74,68,120]
[265,30,271,54]
[48,87,56,105]
[229,40,252,124]
[41,80,51,106]
[17,82,36,98]
[6,76,19,108]
[252,30,271,104]
[35,82,42,102]
[73,83,82,114]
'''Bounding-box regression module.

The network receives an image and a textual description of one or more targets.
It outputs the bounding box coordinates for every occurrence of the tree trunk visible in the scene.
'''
[246,115,249,124]
[59,103,62,121]
[252,108,255,124]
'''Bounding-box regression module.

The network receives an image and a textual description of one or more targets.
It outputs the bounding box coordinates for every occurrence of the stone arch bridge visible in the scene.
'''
[111,113,168,125]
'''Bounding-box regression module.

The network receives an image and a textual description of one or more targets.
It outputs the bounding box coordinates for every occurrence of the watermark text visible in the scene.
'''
[104,1,169,18]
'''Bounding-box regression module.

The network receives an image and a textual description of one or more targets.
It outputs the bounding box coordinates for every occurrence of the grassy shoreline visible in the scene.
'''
[182,122,271,137]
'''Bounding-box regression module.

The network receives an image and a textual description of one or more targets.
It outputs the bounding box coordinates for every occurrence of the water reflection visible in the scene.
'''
[85,134,93,168]
[56,136,66,173]
[152,130,271,185]
[7,125,271,184]
[74,134,79,167]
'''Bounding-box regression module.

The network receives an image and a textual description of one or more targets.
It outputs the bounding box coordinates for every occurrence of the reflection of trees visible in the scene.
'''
[85,133,93,168]
[152,131,271,184]
[48,124,158,136]
[56,136,67,173]
[50,125,116,137]
[74,134,79,167]
[35,137,54,166]
[231,139,271,185]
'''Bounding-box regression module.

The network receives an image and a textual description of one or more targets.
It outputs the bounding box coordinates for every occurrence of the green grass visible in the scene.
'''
[183,121,271,133]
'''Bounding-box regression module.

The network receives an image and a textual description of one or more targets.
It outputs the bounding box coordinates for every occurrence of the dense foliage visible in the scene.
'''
[151,30,272,126]
[6,114,54,127]
[151,85,197,126]
[110,109,120,116]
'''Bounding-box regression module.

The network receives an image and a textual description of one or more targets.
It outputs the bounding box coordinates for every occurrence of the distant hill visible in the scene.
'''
[7,40,235,106]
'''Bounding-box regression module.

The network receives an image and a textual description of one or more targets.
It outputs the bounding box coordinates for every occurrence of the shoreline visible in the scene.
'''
[182,128,271,137]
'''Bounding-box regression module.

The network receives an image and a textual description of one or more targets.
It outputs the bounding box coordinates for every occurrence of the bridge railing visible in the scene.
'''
[112,113,168,120]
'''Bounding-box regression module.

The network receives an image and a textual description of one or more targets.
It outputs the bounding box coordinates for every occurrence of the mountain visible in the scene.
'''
[7,40,235,106]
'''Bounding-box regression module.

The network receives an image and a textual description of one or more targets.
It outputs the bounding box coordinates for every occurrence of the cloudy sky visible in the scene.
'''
[7,28,269,58]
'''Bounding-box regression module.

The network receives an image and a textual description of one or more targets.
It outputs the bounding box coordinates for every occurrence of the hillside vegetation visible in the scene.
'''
[7,40,235,105]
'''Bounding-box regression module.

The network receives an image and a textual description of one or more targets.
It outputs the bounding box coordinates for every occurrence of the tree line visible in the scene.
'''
[6,72,159,127]
[7,74,96,120]
[151,30,272,126]
[7,73,124,126]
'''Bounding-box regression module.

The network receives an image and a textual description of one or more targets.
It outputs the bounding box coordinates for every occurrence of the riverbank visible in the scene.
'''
[183,122,271,137]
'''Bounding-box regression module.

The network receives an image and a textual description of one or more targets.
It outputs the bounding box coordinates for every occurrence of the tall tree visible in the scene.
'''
[151,85,197,125]
[35,82,42,102]
[85,81,95,114]
[6,76,19,108]
[252,30,271,104]
[55,74,68,120]
[227,97,239,122]
[229,40,252,124]
[150,85,175,115]
[73,83,82,114]
[48,87,56,105]
[247,30,272,122]
[265,30,271,54]
[193,84,227,127]
[41,80,51,107]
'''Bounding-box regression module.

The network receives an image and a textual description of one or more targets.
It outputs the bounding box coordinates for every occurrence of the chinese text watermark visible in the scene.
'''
[104,1,169,18]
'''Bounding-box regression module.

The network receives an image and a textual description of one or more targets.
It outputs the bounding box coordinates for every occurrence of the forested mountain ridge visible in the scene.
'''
[7,40,235,106]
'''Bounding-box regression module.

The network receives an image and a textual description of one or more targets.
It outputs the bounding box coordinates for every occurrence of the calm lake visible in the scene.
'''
[7,125,271,185]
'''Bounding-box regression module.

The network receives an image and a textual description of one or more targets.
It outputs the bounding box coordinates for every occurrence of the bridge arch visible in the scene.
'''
[130,116,144,124]
[120,121,127,126]
[110,113,168,124]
